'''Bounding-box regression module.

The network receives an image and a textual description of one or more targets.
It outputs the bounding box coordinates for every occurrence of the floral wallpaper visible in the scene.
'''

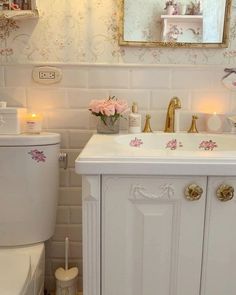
[0,0,236,65]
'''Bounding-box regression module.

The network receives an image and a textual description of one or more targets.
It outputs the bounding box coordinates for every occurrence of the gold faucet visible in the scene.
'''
[164,96,181,133]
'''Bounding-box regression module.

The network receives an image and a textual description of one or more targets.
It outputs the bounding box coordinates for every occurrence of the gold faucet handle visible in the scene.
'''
[143,114,153,133]
[188,114,199,133]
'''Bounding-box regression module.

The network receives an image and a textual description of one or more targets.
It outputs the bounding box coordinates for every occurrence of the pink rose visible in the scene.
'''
[102,101,115,116]
[115,100,129,114]
[89,96,129,118]
[89,99,105,114]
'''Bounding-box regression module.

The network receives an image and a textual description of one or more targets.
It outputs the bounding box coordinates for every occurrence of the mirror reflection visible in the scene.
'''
[0,0,32,10]
[120,0,232,47]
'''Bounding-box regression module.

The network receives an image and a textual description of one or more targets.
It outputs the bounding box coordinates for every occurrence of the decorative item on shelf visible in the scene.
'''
[22,0,31,10]
[205,112,225,134]
[25,112,43,134]
[11,3,20,10]
[164,0,177,15]
[177,2,187,15]
[2,3,9,10]
[0,0,19,10]
[186,0,202,15]
[89,96,129,134]
[7,0,21,10]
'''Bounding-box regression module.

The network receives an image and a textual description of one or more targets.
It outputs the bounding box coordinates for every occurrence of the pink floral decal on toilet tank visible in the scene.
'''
[28,149,46,162]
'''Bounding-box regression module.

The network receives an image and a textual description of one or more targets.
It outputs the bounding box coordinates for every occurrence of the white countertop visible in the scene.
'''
[75,133,236,176]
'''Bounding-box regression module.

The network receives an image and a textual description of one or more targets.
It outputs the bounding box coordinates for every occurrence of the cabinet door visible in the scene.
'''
[202,176,236,295]
[102,176,206,295]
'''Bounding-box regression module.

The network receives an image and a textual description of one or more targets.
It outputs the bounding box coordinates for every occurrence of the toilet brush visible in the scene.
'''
[55,237,79,295]
[65,236,69,271]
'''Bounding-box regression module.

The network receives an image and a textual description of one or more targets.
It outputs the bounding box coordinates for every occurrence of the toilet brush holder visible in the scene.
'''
[55,267,78,295]
[55,237,79,295]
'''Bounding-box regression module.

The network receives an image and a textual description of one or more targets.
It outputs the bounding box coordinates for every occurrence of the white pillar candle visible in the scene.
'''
[206,112,224,133]
[25,113,43,134]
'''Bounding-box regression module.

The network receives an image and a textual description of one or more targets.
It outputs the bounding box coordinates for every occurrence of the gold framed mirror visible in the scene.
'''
[119,0,232,48]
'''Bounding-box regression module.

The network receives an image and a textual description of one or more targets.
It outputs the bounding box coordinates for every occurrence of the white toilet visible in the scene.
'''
[0,133,60,295]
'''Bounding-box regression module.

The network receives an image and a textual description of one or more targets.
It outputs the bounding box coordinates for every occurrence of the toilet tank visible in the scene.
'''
[0,133,60,246]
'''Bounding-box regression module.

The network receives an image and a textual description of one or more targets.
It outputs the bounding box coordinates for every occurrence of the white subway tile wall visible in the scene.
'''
[150,89,190,110]
[27,88,68,110]
[0,87,27,106]
[88,68,130,89]
[131,68,171,89]
[1,64,234,292]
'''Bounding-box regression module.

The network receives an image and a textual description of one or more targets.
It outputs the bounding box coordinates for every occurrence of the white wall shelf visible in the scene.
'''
[0,9,38,19]
[161,14,203,42]
[161,15,203,23]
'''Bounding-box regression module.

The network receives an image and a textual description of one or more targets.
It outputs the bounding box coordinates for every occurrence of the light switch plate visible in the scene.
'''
[32,66,62,84]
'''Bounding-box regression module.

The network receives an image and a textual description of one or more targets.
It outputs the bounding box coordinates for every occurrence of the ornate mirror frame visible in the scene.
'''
[119,0,232,48]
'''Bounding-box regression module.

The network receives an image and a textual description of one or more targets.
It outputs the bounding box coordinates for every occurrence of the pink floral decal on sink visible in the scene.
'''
[199,140,218,151]
[166,139,183,150]
[129,137,143,147]
[28,149,46,162]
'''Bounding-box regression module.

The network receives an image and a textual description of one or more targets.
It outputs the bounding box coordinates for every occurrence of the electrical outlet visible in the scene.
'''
[32,66,62,84]
[39,71,56,80]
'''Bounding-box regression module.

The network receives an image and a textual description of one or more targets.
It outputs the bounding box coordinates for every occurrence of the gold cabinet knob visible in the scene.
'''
[185,184,203,201]
[216,184,234,202]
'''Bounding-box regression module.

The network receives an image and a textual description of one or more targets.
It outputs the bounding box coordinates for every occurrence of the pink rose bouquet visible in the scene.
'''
[89,96,129,127]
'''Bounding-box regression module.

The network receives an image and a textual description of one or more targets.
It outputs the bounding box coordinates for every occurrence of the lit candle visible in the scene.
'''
[206,112,224,133]
[25,113,43,134]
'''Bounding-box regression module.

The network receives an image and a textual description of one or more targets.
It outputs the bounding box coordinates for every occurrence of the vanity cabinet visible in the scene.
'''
[202,177,236,295]
[82,175,236,295]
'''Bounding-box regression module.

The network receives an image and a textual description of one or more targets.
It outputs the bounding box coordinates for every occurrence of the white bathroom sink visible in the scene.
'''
[75,132,236,175]
[115,132,236,151]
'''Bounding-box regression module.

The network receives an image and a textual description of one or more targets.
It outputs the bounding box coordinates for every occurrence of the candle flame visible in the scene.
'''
[26,113,43,120]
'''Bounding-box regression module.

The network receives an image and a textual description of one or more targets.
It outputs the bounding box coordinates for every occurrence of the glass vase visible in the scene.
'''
[97,116,120,134]
[166,5,175,15]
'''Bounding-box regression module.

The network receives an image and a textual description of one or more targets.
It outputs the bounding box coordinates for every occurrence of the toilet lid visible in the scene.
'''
[0,252,31,295]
